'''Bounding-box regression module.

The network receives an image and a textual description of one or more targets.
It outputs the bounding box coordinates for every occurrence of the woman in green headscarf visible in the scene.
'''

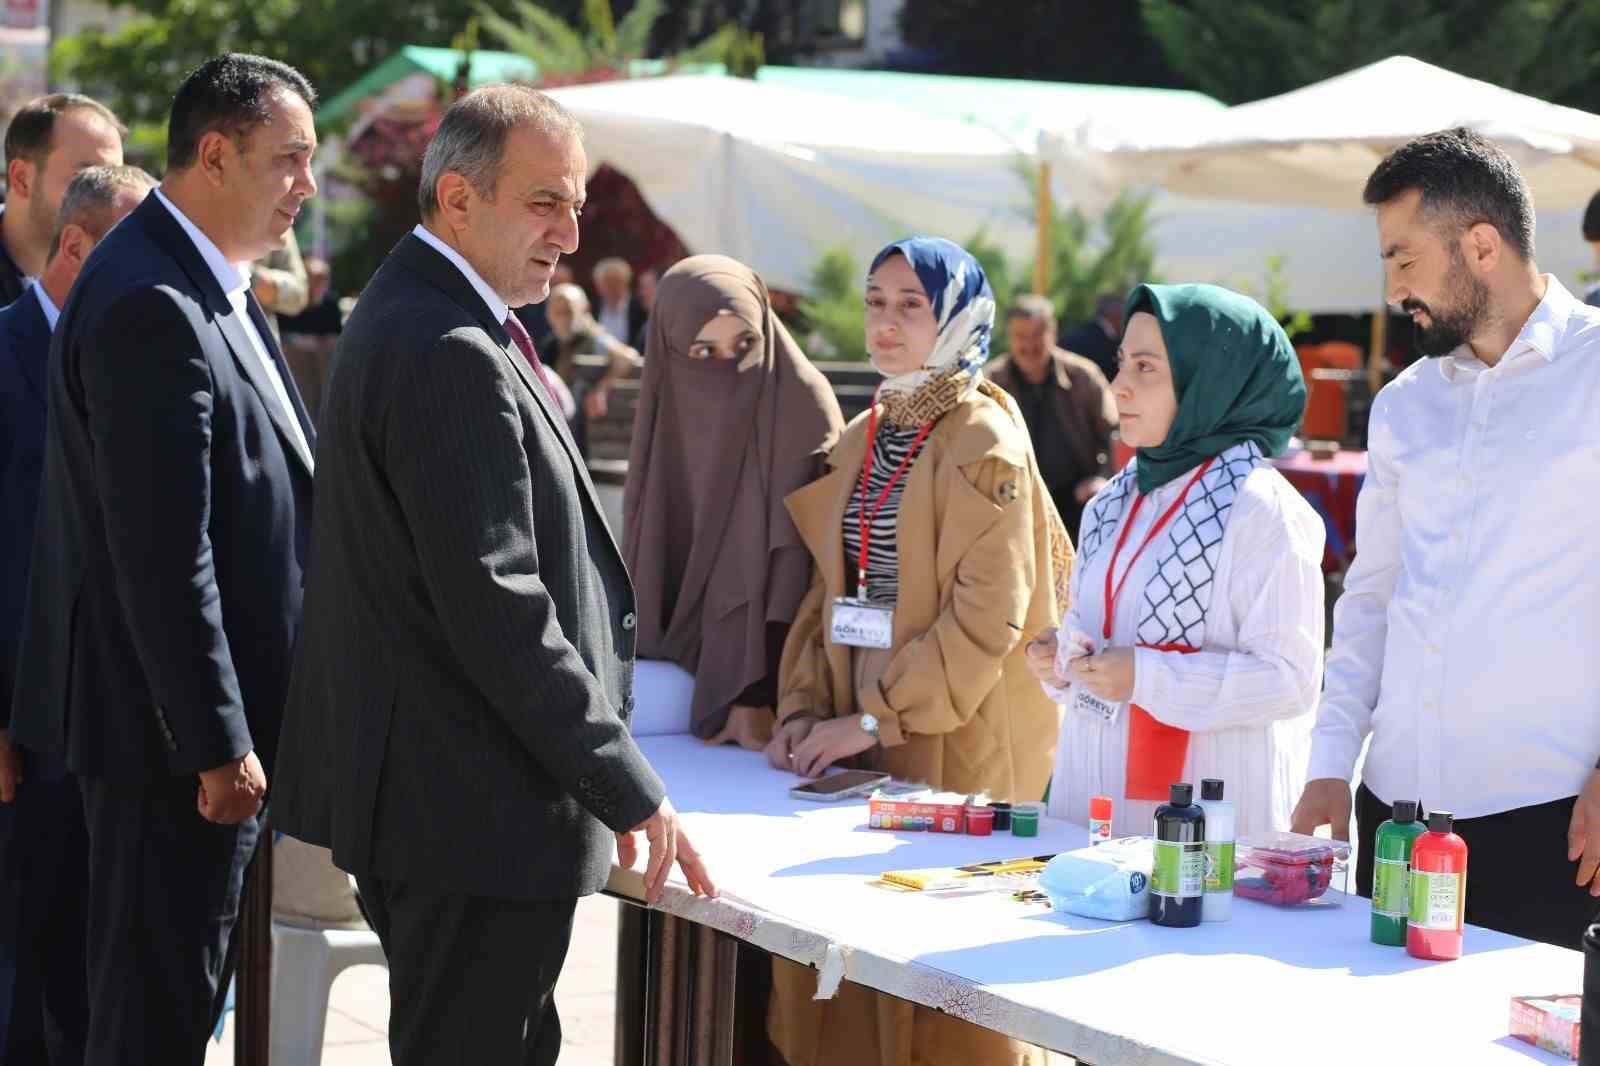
[1026,283,1326,838]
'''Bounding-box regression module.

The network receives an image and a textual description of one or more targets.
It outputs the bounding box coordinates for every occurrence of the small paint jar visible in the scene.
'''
[988,802,1012,831]
[965,805,995,837]
[1010,802,1042,838]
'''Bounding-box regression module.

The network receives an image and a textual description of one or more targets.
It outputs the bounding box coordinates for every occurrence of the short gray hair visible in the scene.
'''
[1007,293,1057,324]
[417,84,581,219]
[49,163,156,263]
[592,256,631,284]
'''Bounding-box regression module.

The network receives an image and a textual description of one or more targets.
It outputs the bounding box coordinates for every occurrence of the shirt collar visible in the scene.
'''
[411,224,510,326]
[1438,274,1575,382]
[31,279,60,331]
[152,187,249,299]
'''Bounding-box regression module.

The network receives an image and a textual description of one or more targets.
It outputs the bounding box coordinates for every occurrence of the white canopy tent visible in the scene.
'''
[1040,56,1595,315]
[545,74,1393,312]
[545,75,1038,296]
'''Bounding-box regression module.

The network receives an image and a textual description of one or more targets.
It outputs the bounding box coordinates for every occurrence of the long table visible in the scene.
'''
[609,734,1578,1065]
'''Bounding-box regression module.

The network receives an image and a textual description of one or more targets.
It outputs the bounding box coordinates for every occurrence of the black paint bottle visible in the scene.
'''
[1151,782,1206,928]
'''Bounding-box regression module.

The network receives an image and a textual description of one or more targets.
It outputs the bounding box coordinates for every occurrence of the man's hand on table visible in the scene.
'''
[1289,777,1352,841]
[1566,767,1600,896]
[790,715,876,779]
[617,797,718,906]
[704,704,774,752]
[765,715,816,771]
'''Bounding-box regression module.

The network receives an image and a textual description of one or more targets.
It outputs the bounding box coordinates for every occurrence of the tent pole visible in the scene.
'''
[1033,161,1051,296]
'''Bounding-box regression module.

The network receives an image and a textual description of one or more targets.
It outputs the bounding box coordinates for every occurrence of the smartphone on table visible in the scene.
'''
[789,769,890,802]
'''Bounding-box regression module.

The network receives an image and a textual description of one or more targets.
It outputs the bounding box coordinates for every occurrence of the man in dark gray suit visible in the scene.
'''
[271,84,716,1065]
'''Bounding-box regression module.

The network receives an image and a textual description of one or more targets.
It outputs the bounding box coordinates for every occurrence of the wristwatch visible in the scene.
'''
[860,713,880,738]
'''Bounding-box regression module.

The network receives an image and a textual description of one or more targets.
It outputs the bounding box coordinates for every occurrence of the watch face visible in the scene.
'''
[861,713,879,735]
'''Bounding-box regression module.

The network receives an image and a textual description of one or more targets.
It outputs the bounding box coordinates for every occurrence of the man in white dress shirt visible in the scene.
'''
[1292,128,1600,949]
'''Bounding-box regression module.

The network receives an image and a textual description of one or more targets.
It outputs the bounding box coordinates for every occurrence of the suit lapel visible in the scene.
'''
[137,196,314,477]
[215,299,314,476]
[498,333,621,557]
[390,236,621,557]
[245,292,316,450]
[13,289,50,407]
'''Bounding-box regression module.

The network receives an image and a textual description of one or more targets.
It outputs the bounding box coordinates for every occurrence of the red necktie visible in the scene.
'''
[502,312,563,409]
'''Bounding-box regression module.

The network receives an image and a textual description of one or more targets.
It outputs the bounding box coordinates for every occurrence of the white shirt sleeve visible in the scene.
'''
[1040,526,1097,704]
[1129,479,1326,731]
[1305,394,1404,783]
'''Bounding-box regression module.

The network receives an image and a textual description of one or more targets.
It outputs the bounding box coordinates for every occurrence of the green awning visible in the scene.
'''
[317,46,539,129]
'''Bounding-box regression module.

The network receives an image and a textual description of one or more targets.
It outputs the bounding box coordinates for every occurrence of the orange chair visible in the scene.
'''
[1295,341,1362,442]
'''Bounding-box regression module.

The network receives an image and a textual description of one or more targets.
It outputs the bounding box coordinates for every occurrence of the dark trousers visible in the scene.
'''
[0,772,89,1066]
[79,774,260,1066]
[355,874,578,1066]
[1355,783,1599,950]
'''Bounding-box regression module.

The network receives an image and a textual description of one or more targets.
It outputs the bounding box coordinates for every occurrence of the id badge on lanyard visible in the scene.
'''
[1073,683,1123,725]
[828,399,931,653]
[830,596,894,649]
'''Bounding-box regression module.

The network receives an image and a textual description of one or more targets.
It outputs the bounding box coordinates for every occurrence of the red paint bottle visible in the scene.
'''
[1407,810,1468,961]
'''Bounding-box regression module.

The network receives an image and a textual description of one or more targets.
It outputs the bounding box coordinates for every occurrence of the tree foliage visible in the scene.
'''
[477,0,663,76]
[51,0,496,141]
[1142,0,1600,110]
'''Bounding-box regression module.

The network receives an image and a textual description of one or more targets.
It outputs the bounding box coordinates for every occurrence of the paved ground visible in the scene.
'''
[205,894,622,1066]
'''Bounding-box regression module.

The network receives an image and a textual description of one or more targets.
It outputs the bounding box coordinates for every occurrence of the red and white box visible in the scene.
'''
[1509,994,1581,1060]
[867,790,969,834]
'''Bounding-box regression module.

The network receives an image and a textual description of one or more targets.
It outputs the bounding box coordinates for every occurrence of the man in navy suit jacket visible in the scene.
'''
[0,162,151,1066]
[10,54,317,1066]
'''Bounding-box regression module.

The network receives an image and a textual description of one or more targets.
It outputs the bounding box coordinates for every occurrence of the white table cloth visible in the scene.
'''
[612,732,1577,1065]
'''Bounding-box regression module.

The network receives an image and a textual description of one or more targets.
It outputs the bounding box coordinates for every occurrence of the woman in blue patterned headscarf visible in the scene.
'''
[764,237,1066,1066]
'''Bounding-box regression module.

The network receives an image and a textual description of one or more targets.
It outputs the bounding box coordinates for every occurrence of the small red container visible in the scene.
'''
[1233,832,1350,905]
[965,805,995,836]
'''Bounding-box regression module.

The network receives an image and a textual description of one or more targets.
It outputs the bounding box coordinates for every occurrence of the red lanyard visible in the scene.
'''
[1101,459,1214,641]
[854,389,933,594]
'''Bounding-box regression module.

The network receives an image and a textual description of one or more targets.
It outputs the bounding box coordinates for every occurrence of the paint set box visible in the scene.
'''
[867,789,971,833]
[1232,832,1350,906]
[1509,995,1581,1060]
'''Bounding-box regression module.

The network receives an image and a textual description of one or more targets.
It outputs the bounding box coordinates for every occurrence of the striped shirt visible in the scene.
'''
[841,422,927,606]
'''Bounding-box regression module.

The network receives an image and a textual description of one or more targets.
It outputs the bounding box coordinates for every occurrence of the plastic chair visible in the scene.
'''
[269,836,386,1064]
[270,924,387,1064]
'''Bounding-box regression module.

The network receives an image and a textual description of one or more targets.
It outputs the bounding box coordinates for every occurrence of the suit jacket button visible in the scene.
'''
[622,612,636,631]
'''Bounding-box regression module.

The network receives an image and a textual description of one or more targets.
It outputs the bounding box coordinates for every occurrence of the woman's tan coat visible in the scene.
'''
[768,387,1068,1066]
[777,386,1065,801]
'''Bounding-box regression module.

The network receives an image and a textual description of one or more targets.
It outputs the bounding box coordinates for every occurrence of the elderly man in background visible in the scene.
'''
[0,161,154,1066]
[0,94,125,305]
[986,294,1117,541]
[593,254,647,349]
[546,280,639,449]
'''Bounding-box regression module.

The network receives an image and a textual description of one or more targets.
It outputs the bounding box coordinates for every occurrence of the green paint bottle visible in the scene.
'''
[1371,798,1425,946]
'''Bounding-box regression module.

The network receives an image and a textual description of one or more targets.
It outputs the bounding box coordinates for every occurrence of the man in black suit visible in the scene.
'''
[0,95,125,306]
[0,162,154,1066]
[272,85,715,1066]
[10,55,318,1066]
